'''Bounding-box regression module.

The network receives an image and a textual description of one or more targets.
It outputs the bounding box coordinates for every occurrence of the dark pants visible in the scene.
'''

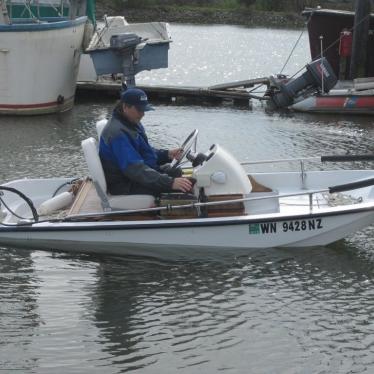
[110,166,182,196]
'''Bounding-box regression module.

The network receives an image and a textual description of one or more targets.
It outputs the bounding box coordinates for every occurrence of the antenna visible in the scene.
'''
[319,35,325,94]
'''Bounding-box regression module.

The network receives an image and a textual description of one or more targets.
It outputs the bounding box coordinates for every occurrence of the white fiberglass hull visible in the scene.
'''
[1,170,373,259]
[0,17,87,115]
[0,209,373,259]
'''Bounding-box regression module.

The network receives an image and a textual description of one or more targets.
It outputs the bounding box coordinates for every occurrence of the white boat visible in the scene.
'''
[0,0,88,115]
[78,15,171,85]
[0,127,373,259]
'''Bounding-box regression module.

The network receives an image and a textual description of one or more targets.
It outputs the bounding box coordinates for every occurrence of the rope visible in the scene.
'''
[20,0,38,22]
[93,16,119,48]
[278,10,314,76]
[43,0,64,18]
[52,178,81,197]
[279,28,305,75]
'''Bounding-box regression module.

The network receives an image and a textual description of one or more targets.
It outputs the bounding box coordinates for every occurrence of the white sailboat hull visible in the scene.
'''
[0,17,87,115]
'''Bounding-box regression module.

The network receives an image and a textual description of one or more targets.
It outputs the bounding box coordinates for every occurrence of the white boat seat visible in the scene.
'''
[81,137,155,210]
[96,119,108,139]
[107,194,155,210]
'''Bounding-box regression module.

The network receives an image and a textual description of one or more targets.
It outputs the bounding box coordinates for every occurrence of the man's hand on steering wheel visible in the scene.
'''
[172,177,193,193]
[170,129,199,170]
[168,148,183,161]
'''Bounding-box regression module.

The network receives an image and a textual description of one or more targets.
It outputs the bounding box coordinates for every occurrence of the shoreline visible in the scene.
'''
[96,6,306,29]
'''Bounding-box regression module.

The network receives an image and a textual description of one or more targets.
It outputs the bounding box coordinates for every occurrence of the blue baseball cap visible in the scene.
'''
[121,88,154,112]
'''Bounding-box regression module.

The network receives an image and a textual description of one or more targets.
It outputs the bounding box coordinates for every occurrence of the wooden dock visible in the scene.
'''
[76,78,270,106]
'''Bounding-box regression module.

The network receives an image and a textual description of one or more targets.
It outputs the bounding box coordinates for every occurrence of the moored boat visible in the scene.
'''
[291,4,374,114]
[78,15,171,87]
[0,0,89,115]
[263,4,374,114]
[1,128,373,259]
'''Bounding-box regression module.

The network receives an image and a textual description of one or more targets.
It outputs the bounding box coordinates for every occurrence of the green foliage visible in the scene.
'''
[122,0,240,10]
[220,0,239,9]
[253,0,307,12]
[237,0,256,7]
[123,0,156,8]
[121,0,353,12]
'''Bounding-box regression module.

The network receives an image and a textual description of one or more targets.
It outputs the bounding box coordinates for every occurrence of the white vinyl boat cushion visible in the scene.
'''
[81,137,155,210]
[96,119,108,139]
[82,137,107,194]
[108,194,155,210]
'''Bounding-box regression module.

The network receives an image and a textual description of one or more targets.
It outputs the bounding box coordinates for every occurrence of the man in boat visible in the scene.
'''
[99,88,193,196]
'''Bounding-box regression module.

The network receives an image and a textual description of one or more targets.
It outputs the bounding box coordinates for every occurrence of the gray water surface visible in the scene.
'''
[0,24,374,373]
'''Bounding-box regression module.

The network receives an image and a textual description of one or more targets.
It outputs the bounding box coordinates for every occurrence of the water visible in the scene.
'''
[0,24,374,373]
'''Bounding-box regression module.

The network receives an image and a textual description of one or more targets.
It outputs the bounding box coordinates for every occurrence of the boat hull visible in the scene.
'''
[292,95,374,114]
[0,17,87,115]
[1,171,373,259]
[0,208,373,259]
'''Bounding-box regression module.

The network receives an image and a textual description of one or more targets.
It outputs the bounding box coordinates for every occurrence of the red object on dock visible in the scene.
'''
[339,31,352,57]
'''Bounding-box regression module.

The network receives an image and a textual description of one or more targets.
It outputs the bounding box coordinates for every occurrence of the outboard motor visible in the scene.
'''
[88,33,143,87]
[109,33,142,50]
[268,57,337,109]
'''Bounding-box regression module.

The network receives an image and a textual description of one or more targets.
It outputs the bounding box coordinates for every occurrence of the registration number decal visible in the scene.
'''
[249,218,323,235]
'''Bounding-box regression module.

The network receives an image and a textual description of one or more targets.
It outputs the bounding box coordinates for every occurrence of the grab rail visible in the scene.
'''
[64,177,374,222]
[241,154,374,166]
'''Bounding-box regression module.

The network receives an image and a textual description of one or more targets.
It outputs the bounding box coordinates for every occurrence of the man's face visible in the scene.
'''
[123,104,144,124]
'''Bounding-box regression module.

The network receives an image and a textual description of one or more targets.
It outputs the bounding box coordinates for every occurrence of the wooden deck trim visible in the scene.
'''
[68,179,103,215]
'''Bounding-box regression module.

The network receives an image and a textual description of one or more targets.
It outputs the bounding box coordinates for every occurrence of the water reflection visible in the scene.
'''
[91,257,248,370]
[0,248,40,372]
[86,244,374,372]
[1,242,373,373]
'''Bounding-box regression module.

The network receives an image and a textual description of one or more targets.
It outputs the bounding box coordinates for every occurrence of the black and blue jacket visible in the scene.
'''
[99,109,173,195]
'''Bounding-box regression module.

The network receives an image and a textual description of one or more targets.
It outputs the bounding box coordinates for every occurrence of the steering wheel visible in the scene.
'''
[170,129,198,170]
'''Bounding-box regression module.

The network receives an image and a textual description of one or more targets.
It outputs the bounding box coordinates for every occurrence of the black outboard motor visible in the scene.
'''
[109,33,142,50]
[268,57,337,109]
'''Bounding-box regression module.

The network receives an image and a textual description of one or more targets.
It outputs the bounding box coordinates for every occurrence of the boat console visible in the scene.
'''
[185,143,279,216]
[192,144,252,196]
